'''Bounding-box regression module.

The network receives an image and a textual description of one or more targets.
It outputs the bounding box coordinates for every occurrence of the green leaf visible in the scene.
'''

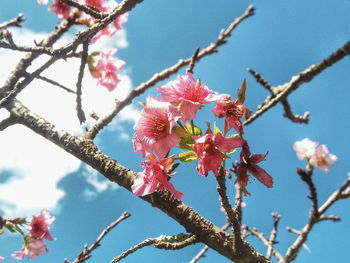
[184,122,202,135]
[213,122,221,134]
[178,151,198,162]
[177,136,195,151]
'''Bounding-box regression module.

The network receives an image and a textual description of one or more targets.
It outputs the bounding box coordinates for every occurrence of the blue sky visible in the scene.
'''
[0,0,350,262]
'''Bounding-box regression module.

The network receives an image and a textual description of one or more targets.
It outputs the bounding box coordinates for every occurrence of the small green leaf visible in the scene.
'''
[178,151,198,162]
[178,136,195,151]
[184,122,202,135]
[213,122,221,134]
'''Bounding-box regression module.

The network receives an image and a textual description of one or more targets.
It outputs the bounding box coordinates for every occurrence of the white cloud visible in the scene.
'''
[0,27,138,217]
[81,166,119,199]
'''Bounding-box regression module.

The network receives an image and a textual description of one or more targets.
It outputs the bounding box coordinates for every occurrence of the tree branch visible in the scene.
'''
[71,212,131,263]
[0,13,25,30]
[84,5,256,140]
[110,238,155,263]
[245,40,350,125]
[7,99,270,263]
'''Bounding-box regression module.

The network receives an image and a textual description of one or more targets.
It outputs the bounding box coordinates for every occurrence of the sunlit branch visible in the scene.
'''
[60,0,107,19]
[84,5,256,140]
[154,234,197,250]
[71,212,131,263]
[109,238,155,263]
[186,48,200,74]
[266,213,281,260]
[0,13,25,30]
[247,68,273,93]
[245,40,350,125]
[233,183,243,225]
[281,99,310,124]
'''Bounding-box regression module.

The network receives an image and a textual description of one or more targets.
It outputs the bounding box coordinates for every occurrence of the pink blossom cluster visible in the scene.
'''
[87,49,125,91]
[131,74,273,199]
[293,138,337,172]
[37,0,127,91]
[0,209,55,260]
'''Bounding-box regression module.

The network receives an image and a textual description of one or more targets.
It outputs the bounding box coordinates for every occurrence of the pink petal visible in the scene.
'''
[250,153,267,164]
[213,133,244,152]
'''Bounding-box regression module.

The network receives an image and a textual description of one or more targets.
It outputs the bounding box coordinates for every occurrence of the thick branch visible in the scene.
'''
[84,5,255,140]
[245,40,350,125]
[8,99,270,263]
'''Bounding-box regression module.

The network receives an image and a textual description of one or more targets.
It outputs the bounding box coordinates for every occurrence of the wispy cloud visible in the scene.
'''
[0,27,138,217]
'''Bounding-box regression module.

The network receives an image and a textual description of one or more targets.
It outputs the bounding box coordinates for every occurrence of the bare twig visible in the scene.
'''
[0,13,25,30]
[296,167,319,218]
[245,40,350,125]
[75,41,89,124]
[72,211,131,263]
[281,99,310,124]
[266,213,281,260]
[36,75,76,94]
[109,238,155,263]
[247,68,273,93]
[85,5,256,140]
[284,173,350,262]
[286,227,301,235]
[243,225,285,262]
[0,116,16,131]
[186,48,200,74]
[60,0,107,19]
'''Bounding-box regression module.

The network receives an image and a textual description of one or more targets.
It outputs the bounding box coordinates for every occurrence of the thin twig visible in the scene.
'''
[186,48,200,74]
[84,5,256,140]
[0,116,16,131]
[36,75,76,94]
[284,173,350,263]
[109,238,155,263]
[296,167,319,218]
[72,211,131,263]
[247,68,273,93]
[266,213,281,260]
[75,41,89,124]
[243,225,285,262]
[189,223,230,263]
[245,40,350,125]
[281,99,310,124]
[0,13,25,30]
[60,0,107,19]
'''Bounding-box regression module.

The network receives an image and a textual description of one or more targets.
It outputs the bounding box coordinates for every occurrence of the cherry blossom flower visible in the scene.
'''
[233,141,273,195]
[0,256,4,262]
[132,154,183,200]
[88,49,125,91]
[193,132,244,176]
[309,144,337,173]
[133,96,181,158]
[12,239,48,259]
[85,0,128,43]
[48,0,71,19]
[37,0,48,5]
[293,138,318,160]
[157,74,214,122]
[212,80,251,134]
[84,0,107,11]
[28,209,55,241]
